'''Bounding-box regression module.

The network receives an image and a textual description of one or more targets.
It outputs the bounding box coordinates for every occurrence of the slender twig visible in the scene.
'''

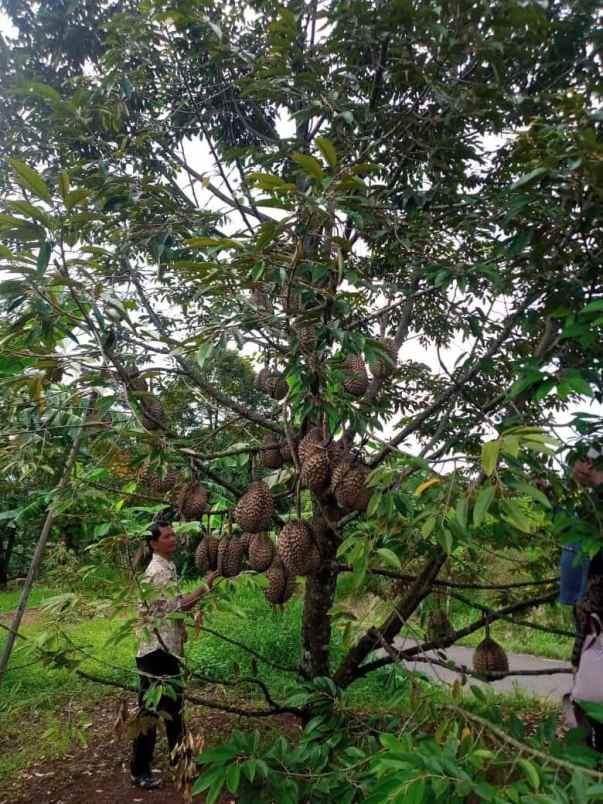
[334,563,560,591]
[409,654,571,681]
[75,670,299,717]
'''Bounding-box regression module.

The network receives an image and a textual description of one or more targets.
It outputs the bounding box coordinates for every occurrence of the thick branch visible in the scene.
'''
[75,670,298,717]
[333,548,447,688]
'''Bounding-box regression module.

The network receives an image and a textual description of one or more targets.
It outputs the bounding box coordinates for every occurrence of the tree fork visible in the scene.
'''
[333,547,447,688]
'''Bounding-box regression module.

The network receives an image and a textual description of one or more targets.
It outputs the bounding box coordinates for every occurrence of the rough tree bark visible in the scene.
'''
[301,503,342,678]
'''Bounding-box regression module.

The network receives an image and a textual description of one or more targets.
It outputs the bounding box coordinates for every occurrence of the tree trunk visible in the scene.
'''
[333,548,447,689]
[301,505,341,678]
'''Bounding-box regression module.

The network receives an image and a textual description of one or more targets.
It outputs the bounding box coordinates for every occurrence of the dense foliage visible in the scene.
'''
[0,0,601,799]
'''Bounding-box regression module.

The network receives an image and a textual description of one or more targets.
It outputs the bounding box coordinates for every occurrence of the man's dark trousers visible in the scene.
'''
[131,649,184,776]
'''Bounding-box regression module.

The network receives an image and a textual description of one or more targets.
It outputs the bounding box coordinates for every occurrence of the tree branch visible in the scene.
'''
[333,548,447,688]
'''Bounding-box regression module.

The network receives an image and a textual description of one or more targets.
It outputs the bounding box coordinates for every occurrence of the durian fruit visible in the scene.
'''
[258,435,283,470]
[129,374,148,393]
[195,538,210,573]
[207,534,219,570]
[239,532,251,554]
[330,461,372,512]
[298,427,323,464]
[426,608,455,642]
[217,536,230,576]
[281,567,297,602]
[256,368,288,401]
[178,481,209,521]
[138,465,180,497]
[44,360,64,384]
[266,373,288,401]
[280,288,302,315]
[250,285,272,312]
[248,532,275,572]
[343,354,369,397]
[327,439,349,468]
[279,436,298,464]
[264,557,296,604]
[224,538,245,578]
[234,481,274,533]
[473,628,509,677]
[195,534,219,572]
[369,338,398,380]
[300,450,330,492]
[255,368,271,393]
[292,318,317,353]
[141,397,165,431]
[277,520,316,576]
[218,536,244,578]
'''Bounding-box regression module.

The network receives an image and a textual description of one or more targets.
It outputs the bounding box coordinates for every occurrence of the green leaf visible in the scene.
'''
[0,245,14,259]
[9,159,51,203]
[510,167,547,190]
[517,758,540,791]
[59,172,70,201]
[473,486,495,527]
[481,440,500,476]
[185,237,243,250]
[207,776,226,804]
[376,548,402,569]
[500,501,533,534]
[248,172,293,191]
[582,299,603,315]
[65,189,90,210]
[510,480,551,509]
[421,514,437,538]
[406,778,427,804]
[315,136,337,167]
[226,762,241,794]
[366,491,382,517]
[291,153,325,181]
[438,527,453,554]
[455,496,469,530]
[36,242,51,276]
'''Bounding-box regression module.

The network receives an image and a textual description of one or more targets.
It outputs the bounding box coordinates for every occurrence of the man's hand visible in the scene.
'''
[573,461,603,488]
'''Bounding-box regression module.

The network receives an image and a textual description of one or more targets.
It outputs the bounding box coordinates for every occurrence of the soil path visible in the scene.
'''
[1,695,300,804]
[391,637,574,699]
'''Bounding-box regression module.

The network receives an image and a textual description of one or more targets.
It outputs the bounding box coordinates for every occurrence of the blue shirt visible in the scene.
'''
[559,542,589,605]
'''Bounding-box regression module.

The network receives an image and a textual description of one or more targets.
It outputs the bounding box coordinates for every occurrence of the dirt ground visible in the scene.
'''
[1,694,301,804]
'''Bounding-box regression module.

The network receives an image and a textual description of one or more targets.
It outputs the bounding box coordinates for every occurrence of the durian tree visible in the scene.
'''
[1,0,602,767]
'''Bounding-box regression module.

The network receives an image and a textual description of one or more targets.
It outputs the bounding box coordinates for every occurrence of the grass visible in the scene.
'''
[0,570,574,786]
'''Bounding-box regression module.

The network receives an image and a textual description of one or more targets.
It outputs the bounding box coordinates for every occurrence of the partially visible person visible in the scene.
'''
[130,521,218,789]
[568,444,603,750]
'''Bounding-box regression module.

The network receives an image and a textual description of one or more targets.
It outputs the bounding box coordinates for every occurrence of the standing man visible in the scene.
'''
[130,520,218,789]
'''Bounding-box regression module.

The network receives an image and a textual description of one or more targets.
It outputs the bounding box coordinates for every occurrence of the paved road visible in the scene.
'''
[391,637,574,700]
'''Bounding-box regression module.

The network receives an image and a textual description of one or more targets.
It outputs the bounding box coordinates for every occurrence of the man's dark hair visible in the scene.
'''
[146,520,171,549]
